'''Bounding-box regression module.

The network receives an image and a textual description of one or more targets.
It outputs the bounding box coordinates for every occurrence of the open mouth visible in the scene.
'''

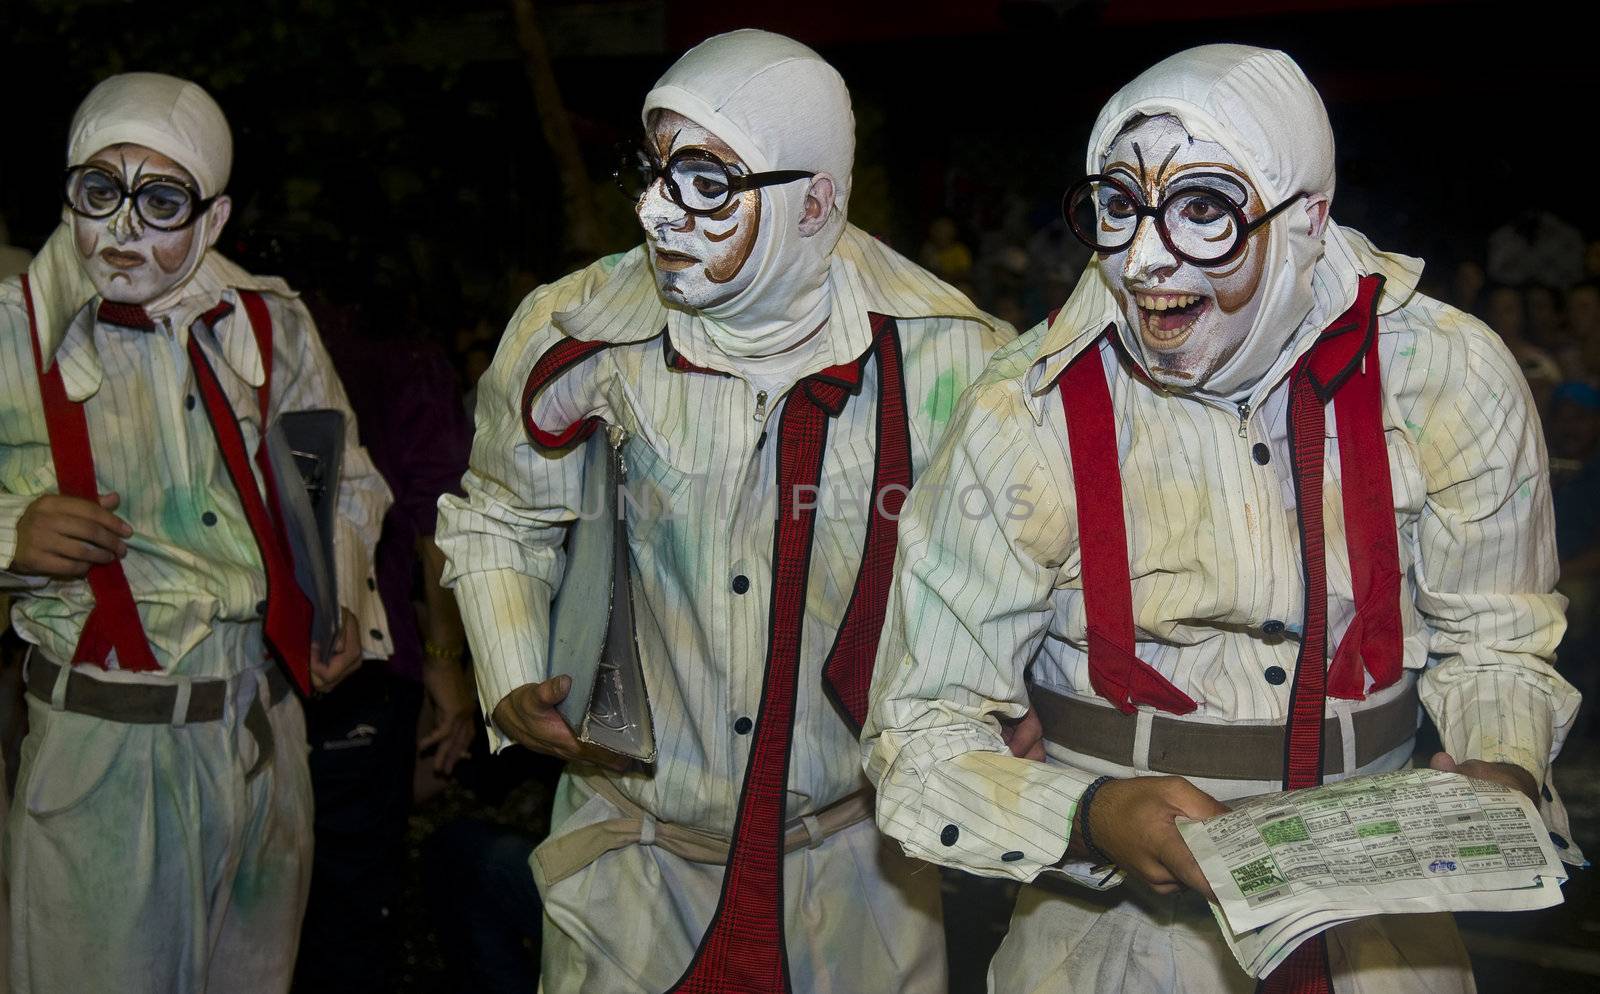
[1135,291,1210,349]
[654,248,698,272]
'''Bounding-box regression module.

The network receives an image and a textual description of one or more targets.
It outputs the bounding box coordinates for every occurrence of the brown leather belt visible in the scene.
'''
[1031,678,1419,781]
[26,657,293,777]
[26,656,291,723]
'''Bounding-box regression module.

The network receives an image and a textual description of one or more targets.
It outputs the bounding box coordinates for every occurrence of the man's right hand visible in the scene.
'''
[9,492,133,579]
[1069,774,1228,901]
[492,675,629,772]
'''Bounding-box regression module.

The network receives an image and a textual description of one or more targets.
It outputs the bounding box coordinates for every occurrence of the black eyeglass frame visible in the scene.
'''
[62,165,218,232]
[1063,173,1305,267]
[614,145,814,217]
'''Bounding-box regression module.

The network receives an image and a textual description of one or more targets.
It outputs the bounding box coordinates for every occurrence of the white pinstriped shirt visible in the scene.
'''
[0,274,392,679]
[437,226,1011,831]
[864,237,1583,886]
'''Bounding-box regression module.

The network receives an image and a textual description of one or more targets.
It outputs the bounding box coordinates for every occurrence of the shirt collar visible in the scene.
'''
[52,289,267,403]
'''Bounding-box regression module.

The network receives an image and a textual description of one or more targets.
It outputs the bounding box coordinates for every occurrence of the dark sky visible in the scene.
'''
[2,0,1592,332]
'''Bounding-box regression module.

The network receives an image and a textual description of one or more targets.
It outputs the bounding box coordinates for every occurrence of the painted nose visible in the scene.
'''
[106,199,145,245]
[636,178,689,233]
[1122,216,1179,285]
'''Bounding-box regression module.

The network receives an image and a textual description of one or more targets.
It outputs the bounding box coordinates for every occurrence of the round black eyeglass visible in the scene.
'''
[63,165,216,232]
[1063,173,1305,267]
[615,144,814,217]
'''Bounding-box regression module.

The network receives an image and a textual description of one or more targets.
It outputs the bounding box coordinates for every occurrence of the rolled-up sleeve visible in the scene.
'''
[865,377,1101,884]
[1414,332,1579,788]
[436,296,606,750]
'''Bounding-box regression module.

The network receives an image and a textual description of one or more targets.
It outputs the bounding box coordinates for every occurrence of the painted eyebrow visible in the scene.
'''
[1167,170,1251,204]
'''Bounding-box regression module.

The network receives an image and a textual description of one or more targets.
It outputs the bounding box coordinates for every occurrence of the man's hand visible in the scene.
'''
[1069,775,1229,900]
[310,609,363,693]
[1429,751,1539,803]
[10,492,132,579]
[492,676,628,772]
[419,648,477,775]
[1002,708,1046,762]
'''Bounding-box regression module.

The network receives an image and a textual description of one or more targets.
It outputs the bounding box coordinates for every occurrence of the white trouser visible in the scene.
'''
[535,773,948,994]
[989,880,1473,994]
[4,667,313,994]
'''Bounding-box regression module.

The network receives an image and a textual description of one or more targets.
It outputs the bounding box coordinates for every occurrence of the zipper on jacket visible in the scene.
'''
[1235,401,1251,438]
[753,389,769,423]
[607,423,629,482]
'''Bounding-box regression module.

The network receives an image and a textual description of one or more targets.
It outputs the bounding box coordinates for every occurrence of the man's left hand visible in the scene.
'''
[1429,751,1538,803]
[311,609,364,693]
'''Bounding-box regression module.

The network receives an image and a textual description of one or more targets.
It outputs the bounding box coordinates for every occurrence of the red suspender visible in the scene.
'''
[821,314,911,731]
[20,274,160,673]
[521,337,613,448]
[188,294,314,695]
[1326,311,1403,698]
[1059,339,1198,715]
[1262,275,1388,994]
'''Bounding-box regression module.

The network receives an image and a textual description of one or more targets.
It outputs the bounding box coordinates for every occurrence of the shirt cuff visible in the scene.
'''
[0,494,46,591]
[1420,666,1570,787]
[455,570,553,754]
[892,750,1097,884]
[334,516,390,660]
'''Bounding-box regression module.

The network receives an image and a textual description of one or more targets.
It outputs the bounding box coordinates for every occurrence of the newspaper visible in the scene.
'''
[1176,768,1567,978]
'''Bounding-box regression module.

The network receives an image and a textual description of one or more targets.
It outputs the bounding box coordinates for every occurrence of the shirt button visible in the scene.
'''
[1252,443,1271,465]
[201,511,217,527]
[185,394,196,411]
[1262,619,1286,635]
[256,599,268,615]
[1551,832,1570,850]
[1001,850,1024,862]
[366,577,377,591]
[940,824,960,846]
[1264,666,1288,686]
[369,629,384,641]
[733,716,753,735]
[731,574,750,595]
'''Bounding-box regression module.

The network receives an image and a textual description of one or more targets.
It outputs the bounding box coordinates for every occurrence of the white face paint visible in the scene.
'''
[636,111,763,311]
[1099,115,1270,389]
[69,143,225,306]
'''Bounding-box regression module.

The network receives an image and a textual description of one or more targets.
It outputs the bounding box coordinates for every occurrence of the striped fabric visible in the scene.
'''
[437,224,1012,832]
[0,277,392,679]
[863,249,1582,887]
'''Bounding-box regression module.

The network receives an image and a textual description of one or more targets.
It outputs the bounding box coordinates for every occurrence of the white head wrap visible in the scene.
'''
[642,29,854,359]
[1087,44,1379,400]
[24,72,277,356]
[69,72,233,197]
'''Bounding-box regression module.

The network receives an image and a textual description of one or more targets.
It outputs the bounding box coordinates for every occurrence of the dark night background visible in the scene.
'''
[3,0,1596,339]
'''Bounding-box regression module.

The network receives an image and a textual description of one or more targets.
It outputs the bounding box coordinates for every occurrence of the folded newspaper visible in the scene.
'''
[1176,768,1567,978]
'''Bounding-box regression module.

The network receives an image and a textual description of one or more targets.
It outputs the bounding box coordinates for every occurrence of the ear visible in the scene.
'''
[1303,195,1330,239]
[201,195,232,251]
[797,174,835,237]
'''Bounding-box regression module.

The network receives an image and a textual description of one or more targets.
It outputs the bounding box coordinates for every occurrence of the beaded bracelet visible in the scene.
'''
[1077,775,1116,867]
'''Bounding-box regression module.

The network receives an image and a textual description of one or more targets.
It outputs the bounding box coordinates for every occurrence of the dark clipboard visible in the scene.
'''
[266,408,345,653]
